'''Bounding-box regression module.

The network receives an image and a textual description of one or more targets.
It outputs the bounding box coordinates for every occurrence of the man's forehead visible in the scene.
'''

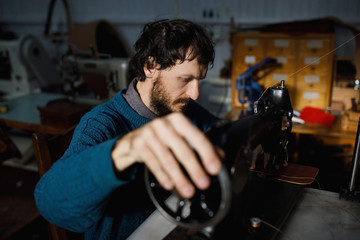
[174,59,208,77]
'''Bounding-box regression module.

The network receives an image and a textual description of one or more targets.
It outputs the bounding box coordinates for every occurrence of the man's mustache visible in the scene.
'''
[173,98,192,104]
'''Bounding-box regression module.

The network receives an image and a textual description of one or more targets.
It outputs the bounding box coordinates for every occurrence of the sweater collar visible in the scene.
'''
[122,78,158,120]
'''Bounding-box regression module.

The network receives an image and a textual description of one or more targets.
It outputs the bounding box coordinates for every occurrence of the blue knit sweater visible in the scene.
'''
[34,89,218,239]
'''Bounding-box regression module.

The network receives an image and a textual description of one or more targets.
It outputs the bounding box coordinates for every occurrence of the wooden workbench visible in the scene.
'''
[225,107,355,137]
[225,107,357,153]
[0,93,68,135]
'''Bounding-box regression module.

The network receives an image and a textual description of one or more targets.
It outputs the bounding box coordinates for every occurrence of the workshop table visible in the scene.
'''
[128,187,360,240]
[0,93,68,135]
[224,107,356,140]
[224,107,357,162]
[278,188,360,240]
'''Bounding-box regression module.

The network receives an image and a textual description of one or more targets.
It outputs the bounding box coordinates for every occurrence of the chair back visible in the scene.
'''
[32,126,75,177]
[32,126,78,240]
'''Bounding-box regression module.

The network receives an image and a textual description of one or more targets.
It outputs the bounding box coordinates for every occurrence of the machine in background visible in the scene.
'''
[235,57,281,115]
[61,19,131,104]
[61,52,129,105]
[0,35,62,100]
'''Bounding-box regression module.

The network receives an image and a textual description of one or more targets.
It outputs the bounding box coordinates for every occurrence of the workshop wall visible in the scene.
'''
[1,0,359,79]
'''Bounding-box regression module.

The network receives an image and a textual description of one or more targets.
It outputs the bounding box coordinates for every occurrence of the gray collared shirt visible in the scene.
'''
[122,79,158,120]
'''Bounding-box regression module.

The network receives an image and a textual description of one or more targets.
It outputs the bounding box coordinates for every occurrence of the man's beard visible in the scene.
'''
[150,77,191,116]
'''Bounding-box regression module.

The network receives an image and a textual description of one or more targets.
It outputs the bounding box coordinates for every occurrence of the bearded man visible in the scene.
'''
[34,19,223,240]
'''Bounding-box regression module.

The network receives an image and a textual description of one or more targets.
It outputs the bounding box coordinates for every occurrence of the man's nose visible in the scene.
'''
[186,80,200,100]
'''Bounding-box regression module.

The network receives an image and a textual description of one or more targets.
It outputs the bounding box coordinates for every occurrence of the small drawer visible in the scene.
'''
[296,56,330,75]
[266,38,296,56]
[298,38,332,56]
[233,35,266,56]
[232,52,265,71]
[296,74,330,91]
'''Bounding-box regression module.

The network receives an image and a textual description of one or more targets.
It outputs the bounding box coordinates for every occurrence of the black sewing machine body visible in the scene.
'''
[146,81,303,239]
[208,80,293,172]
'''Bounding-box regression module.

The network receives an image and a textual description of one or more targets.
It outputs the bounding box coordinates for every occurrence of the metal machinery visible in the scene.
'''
[61,54,129,103]
[0,33,129,104]
[145,80,296,239]
[340,118,360,201]
[62,19,131,103]
[235,57,281,115]
[0,35,62,99]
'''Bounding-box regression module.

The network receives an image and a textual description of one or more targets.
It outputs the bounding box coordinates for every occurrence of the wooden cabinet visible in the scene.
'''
[231,33,335,111]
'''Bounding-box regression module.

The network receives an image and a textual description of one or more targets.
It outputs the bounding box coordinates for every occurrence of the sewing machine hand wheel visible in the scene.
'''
[144,166,231,229]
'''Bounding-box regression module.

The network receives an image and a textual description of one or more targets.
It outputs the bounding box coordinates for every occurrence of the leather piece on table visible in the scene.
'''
[251,162,319,185]
[38,99,91,130]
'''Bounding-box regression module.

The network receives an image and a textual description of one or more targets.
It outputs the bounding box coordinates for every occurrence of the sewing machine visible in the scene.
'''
[0,35,62,99]
[61,52,130,105]
[141,80,316,239]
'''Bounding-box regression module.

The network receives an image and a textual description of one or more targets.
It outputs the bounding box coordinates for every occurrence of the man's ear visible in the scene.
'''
[144,56,158,78]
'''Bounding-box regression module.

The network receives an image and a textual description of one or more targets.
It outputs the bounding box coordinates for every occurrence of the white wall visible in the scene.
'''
[2,0,359,26]
[1,0,359,78]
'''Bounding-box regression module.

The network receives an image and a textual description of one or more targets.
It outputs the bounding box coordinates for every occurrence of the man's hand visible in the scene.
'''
[111,112,223,198]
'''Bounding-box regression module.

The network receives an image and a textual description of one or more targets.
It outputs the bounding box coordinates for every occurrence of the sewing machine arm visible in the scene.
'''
[208,80,293,170]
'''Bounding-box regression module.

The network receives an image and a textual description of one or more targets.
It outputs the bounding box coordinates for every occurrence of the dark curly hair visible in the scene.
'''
[128,19,215,82]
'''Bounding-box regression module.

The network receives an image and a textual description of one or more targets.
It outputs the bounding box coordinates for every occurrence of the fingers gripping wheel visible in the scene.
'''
[144,166,231,229]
